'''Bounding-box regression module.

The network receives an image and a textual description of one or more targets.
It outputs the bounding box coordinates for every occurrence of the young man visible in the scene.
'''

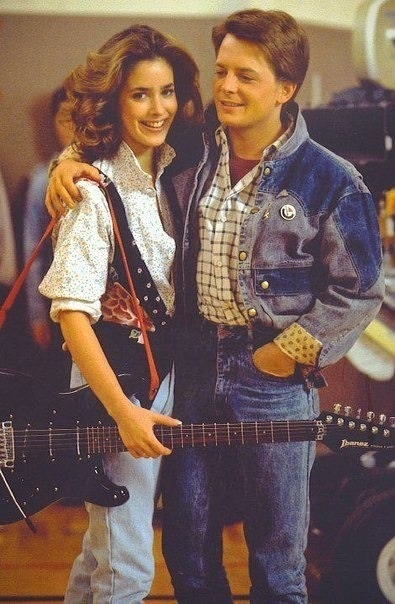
[46,10,384,603]
[161,10,384,604]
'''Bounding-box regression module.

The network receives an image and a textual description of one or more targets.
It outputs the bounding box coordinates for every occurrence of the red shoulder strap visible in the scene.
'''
[0,217,56,330]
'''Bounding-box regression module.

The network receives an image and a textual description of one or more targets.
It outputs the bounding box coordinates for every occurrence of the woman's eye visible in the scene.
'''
[132,92,147,100]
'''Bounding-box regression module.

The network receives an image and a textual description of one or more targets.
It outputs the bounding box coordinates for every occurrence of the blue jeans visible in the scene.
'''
[162,322,318,604]
[64,365,174,604]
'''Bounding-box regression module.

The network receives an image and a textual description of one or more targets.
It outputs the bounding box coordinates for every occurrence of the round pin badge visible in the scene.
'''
[280,204,296,220]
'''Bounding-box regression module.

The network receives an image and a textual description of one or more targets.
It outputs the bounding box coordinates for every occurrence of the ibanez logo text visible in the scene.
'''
[340,439,369,449]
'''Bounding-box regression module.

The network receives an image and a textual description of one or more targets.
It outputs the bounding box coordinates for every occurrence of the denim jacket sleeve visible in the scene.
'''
[295,179,385,367]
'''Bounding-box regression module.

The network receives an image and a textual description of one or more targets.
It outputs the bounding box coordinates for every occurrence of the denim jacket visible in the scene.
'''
[168,102,384,369]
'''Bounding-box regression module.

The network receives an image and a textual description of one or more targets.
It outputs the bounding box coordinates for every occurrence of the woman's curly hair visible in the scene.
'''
[65,25,203,162]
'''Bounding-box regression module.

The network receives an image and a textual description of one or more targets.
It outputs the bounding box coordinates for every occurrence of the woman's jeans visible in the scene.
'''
[64,365,174,604]
[161,323,318,604]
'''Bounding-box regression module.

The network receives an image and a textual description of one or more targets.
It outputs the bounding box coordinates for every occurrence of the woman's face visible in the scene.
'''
[118,57,178,155]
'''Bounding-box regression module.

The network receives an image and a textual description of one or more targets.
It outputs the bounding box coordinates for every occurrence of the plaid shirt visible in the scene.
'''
[197,118,293,325]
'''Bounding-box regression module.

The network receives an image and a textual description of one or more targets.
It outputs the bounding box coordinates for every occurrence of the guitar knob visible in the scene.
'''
[390,417,395,428]
[356,408,362,419]
[333,403,342,414]
[366,411,375,422]
[344,406,352,416]
[378,414,387,425]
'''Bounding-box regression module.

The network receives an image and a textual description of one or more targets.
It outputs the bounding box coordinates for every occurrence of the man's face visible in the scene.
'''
[213,34,294,137]
[54,100,75,149]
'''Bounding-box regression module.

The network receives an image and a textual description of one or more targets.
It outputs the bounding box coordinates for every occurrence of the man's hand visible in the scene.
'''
[252,341,296,377]
[45,159,102,217]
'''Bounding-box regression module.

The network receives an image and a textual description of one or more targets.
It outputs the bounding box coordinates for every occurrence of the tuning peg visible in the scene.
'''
[344,406,352,416]
[333,404,342,414]
[366,411,375,422]
[379,414,387,425]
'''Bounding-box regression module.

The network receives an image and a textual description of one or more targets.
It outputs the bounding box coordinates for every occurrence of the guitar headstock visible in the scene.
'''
[317,405,395,453]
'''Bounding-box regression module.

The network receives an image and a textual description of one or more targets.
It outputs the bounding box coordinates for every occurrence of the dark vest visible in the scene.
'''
[93,176,173,408]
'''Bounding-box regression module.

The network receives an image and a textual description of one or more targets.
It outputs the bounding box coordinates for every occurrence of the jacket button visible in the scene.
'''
[239,251,247,261]
[263,166,271,176]
[247,308,257,318]
[260,280,269,290]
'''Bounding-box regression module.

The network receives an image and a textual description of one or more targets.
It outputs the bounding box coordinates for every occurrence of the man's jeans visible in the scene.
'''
[162,323,318,604]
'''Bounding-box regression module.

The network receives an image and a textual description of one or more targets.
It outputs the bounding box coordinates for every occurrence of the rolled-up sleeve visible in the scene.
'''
[39,179,113,324]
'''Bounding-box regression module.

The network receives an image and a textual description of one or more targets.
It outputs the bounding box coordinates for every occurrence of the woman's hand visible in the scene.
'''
[45,159,102,217]
[59,310,179,459]
[113,402,181,459]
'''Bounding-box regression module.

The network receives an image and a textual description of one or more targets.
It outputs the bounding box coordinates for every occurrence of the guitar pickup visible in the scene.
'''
[0,421,15,468]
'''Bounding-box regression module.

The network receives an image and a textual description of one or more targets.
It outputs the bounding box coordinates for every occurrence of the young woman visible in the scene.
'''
[39,24,202,603]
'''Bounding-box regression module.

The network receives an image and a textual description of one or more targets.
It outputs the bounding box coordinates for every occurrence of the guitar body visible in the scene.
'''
[0,369,129,526]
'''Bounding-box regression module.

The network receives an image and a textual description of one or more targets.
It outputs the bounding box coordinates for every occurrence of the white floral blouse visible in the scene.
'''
[39,141,176,325]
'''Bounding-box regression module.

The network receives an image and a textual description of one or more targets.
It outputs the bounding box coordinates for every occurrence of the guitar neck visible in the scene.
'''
[8,420,322,461]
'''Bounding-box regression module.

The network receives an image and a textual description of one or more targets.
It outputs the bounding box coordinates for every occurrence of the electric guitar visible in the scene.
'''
[0,368,393,529]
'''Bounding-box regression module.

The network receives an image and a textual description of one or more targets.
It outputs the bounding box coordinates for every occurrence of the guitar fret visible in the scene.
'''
[49,426,53,458]
[214,423,218,446]
[202,423,206,447]
[108,426,112,453]
[23,426,29,459]
[76,425,81,456]
[87,428,91,456]
[105,426,110,452]
[180,425,184,448]
[255,421,258,444]
[287,420,290,442]
[271,421,274,443]
[227,423,230,445]
[191,424,195,447]
[241,423,245,445]
[100,426,104,453]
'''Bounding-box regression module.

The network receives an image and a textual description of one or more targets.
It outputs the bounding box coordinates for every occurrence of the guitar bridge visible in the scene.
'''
[0,421,14,468]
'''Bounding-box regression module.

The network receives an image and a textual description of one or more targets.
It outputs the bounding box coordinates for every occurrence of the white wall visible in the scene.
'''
[0,0,367,28]
[0,13,358,201]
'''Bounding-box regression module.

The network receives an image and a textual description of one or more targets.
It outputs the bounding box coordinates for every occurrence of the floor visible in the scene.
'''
[0,499,328,603]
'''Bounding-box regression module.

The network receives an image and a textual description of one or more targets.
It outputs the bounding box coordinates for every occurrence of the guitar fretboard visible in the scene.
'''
[7,420,324,460]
